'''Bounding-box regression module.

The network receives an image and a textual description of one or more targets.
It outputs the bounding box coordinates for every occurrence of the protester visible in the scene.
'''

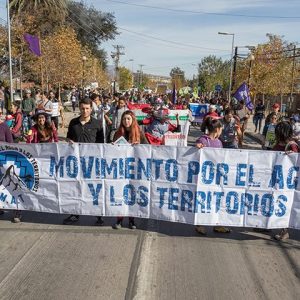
[195,117,231,235]
[49,90,59,129]
[112,110,148,229]
[143,108,180,145]
[63,98,104,226]
[36,92,53,121]
[272,121,299,240]
[70,91,78,113]
[235,100,250,147]
[0,108,13,143]
[219,109,241,149]
[0,108,13,217]
[262,112,277,150]
[264,103,282,128]
[10,101,23,141]
[26,110,58,143]
[201,104,219,132]
[253,99,265,133]
[21,89,35,132]
[106,96,128,142]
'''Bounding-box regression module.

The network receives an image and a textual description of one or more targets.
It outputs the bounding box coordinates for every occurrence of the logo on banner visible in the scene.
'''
[0,147,39,205]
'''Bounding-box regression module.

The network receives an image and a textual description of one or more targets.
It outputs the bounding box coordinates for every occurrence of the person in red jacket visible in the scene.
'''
[26,110,58,143]
[10,101,23,141]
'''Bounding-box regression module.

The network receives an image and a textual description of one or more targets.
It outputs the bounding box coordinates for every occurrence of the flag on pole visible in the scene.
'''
[23,33,41,56]
[233,82,254,110]
[172,83,177,104]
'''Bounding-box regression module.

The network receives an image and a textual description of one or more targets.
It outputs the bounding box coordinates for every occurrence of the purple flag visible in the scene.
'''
[233,82,254,110]
[172,83,177,104]
[23,33,41,56]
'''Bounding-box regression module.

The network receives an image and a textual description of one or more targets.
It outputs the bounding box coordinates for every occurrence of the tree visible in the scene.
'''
[119,67,132,90]
[197,55,230,93]
[170,67,185,89]
[235,34,296,97]
[9,0,67,18]
[28,27,83,87]
[66,1,118,68]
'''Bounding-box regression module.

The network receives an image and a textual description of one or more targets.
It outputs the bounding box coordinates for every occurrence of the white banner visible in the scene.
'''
[0,143,299,229]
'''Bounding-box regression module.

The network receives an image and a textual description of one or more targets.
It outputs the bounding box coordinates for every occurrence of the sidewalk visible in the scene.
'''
[244,116,265,146]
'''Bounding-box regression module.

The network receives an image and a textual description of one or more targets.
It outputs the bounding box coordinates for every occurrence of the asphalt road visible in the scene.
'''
[0,113,299,300]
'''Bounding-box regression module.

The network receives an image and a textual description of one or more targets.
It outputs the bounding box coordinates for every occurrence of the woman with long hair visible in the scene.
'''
[112,110,148,229]
[26,110,58,143]
[195,117,231,235]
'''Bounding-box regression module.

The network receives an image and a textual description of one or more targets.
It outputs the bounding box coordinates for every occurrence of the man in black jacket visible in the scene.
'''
[63,98,104,225]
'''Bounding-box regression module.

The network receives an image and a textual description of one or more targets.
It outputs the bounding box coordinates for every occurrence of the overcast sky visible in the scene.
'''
[1,0,299,78]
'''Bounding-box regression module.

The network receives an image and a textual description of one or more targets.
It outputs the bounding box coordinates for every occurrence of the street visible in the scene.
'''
[0,114,299,300]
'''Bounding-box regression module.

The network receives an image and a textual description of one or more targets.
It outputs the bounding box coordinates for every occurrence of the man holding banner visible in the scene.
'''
[63,98,104,226]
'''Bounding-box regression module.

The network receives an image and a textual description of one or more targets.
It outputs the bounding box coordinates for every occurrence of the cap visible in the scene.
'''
[33,110,50,120]
[25,89,31,94]
[209,104,217,111]
[272,103,280,109]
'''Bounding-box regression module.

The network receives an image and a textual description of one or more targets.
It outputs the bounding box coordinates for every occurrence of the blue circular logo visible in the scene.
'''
[0,150,36,191]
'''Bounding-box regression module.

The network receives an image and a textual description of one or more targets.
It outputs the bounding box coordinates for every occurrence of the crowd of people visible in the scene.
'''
[0,85,299,240]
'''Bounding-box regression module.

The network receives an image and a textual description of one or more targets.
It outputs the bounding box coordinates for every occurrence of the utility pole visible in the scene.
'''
[138,64,145,88]
[290,44,297,111]
[232,46,238,90]
[111,45,125,94]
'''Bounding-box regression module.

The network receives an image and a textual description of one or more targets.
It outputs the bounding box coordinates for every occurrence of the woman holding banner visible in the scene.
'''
[195,117,231,235]
[26,110,58,143]
[112,110,148,229]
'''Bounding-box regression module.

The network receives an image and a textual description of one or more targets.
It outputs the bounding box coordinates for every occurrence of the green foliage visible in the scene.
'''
[170,67,185,89]
[197,55,230,92]
[66,1,118,67]
[119,67,132,90]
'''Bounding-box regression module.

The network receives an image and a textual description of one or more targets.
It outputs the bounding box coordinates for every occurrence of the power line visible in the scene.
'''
[106,0,300,20]
[118,26,228,52]
[66,2,228,52]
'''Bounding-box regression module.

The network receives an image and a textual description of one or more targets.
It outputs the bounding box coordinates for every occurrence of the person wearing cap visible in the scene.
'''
[143,108,180,145]
[265,103,282,126]
[21,89,35,131]
[201,105,219,133]
[26,110,58,143]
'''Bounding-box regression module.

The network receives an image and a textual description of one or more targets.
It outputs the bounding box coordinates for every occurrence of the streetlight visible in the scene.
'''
[248,53,255,87]
[218,32,235,101]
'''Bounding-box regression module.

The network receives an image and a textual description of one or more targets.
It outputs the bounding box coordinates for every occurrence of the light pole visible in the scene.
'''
[247,53,255,87]
[218,32,235,101]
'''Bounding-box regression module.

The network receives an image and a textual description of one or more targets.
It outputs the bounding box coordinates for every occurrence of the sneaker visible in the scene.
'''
[112,222,122,229]
[213,226,231,233]
[63,215,79,225]
[129,221,136,230]
[195,225,207,235]
[12,217,21,223]
[95,216,104,226]
[274,229,289,241]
